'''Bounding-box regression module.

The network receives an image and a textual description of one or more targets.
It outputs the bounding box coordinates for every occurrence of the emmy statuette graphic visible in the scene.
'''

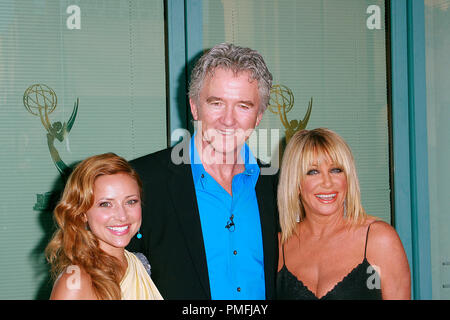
[22,84,79,211]
[268,84,313,145]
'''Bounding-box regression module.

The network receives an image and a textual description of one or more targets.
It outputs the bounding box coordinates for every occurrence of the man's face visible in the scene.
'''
[190,68,263,161]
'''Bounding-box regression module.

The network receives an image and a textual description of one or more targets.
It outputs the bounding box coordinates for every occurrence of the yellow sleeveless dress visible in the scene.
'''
[120,250,163,300]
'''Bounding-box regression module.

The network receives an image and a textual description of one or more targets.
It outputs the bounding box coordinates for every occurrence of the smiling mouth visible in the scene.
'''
[216,129,240,137]
[217,129,236,136]
[315,193,337,202]
[106,225,130,235]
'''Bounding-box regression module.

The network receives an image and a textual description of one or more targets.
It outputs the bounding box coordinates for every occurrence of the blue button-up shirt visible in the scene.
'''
[190,133,266,300]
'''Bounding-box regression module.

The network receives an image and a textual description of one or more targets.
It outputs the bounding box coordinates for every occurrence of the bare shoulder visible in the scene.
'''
[50,265,98,300]
[364,217,411,299]
[366,219,402,250]
[364,218,409,267]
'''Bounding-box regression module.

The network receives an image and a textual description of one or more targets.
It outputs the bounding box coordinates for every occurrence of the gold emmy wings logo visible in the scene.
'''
[268,84,313,144]
[22,84,79,211]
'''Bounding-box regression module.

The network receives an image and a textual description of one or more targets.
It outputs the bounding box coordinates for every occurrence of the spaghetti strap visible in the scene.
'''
[281,243,286,266]
[364,221,377,258]
[277,222,383,300]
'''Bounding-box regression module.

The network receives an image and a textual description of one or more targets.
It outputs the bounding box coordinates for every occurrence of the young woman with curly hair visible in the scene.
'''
[46,153,162,300]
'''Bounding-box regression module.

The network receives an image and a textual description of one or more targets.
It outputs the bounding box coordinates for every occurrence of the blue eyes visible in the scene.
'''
[127,199,139,205]
[98,199,139,208]
[306,168,343,175]
[99,202,111,208]
[208,102,250,109]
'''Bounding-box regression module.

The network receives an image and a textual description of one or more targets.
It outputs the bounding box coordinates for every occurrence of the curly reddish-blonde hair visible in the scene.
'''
[45,153,142,299]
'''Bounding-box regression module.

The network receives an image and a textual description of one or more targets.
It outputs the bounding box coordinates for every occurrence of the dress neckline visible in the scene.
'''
[278,221,378,299]
[279,258,370,299]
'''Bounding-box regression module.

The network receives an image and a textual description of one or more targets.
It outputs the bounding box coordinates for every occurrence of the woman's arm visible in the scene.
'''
[366,221,411,300]
[50,265,98,300]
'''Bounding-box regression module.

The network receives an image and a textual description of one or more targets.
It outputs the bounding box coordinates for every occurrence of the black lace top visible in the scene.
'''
[276,223,382,300]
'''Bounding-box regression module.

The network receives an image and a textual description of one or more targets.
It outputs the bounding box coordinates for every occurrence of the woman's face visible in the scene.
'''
[84,173,141,257]
[300,155,347,219]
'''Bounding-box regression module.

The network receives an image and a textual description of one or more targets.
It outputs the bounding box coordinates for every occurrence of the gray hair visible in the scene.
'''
[188,43,273,113]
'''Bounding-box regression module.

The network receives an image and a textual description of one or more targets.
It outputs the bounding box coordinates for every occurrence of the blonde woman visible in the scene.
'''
[276,128,410,300]
[46,153,162,300]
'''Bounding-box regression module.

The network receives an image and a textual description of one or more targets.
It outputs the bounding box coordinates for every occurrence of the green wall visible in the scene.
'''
[1,0,445,300]
[0,0,166,299]
[197,0,391,223]
[425,1,450,300]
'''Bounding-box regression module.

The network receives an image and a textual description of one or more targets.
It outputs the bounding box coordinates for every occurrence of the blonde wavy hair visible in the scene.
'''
[45,153,142,299]
[278,128,367,244]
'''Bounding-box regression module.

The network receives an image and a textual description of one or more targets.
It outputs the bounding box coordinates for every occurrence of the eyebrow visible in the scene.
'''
[238,100,255,107]
[308,161,340,167]
[206,96,255,107]
[206,96,222,103]
[97,194,140,201]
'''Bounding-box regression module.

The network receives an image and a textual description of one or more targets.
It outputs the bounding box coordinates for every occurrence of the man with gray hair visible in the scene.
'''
[127,43,278,299]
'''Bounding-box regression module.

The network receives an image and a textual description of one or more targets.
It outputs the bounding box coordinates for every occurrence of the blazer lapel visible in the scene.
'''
[167,160,211,298]
[255,172,278,300]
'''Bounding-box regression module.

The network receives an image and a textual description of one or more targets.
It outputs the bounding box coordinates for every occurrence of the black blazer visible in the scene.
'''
[127,147,279,299]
